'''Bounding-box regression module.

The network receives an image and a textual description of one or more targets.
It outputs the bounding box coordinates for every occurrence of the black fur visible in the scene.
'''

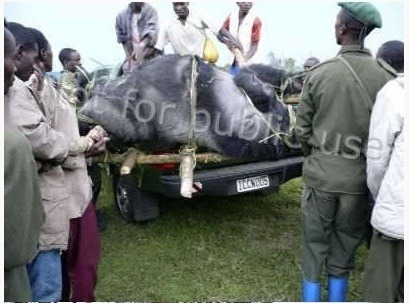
[81,55,300,160]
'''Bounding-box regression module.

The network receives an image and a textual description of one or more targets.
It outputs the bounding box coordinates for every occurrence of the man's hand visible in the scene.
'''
[86,125,108,142]
[131,47,141,62]
[132,39,150,63]
[231,41,244,53]
[84,125,110,157]
[27,65,45,92]
[85,137,110,158]
[141,46,156,60]
[218,28,244,53]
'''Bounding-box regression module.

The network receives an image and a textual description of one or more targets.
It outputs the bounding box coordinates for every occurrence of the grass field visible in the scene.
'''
[95,174,368,301]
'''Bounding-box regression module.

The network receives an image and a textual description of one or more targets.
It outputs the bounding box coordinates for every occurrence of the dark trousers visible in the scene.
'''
[364,231,404,302]
[62,202,100,301]
[87,162,102,204]
[301,187,367,281]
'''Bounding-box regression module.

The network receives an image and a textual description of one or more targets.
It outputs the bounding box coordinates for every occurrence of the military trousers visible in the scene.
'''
[301,187,367,281]
[364,231,404,302]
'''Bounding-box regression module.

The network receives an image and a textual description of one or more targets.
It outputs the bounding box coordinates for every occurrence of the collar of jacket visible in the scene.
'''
[337,44,372,56]
[127,3,146,15]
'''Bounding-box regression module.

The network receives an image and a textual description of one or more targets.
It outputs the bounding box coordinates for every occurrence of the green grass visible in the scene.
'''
[95,174,368,301]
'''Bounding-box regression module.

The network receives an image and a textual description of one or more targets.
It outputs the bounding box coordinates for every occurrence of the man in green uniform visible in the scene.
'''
[295,3,396,301]
[58,48,92,106]
[4,24,44,302]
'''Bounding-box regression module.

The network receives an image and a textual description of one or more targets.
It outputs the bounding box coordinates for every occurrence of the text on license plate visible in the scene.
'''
[236,175,270,193]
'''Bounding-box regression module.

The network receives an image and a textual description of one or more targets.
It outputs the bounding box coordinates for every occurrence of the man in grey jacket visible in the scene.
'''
[116,2,159,72]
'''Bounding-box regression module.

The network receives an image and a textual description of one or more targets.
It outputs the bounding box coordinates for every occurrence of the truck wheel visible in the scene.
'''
[115,174,135,222]
[114,174,161,223]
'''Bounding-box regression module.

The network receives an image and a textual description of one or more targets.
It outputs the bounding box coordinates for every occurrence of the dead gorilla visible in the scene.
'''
[80,55,300,160]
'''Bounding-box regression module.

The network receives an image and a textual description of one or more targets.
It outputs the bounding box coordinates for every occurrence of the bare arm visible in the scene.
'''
[199,15,243,51]
[122,40,133,59]
[245,17,262,61]
[244,41,259,60]
[217,28,243,52]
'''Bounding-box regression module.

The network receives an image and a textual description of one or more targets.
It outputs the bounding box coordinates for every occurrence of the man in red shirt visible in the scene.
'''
[219,2,262,75]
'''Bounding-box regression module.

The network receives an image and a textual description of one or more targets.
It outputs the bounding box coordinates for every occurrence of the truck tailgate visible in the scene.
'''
[157,156,304,198]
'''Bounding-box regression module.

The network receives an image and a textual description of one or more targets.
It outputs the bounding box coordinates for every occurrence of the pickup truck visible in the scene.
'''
[108,143,304,223]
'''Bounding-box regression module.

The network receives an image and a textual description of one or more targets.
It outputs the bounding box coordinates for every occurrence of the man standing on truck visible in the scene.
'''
[155,3,241,62]
[116,2,160,73]
[219,2,263,75]
[295,2,396,301]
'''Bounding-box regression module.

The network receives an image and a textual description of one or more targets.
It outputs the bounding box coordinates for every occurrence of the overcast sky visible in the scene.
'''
[4,1,405,72]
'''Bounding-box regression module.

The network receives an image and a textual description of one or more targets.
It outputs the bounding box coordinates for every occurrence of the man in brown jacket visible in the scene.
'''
[7,22,70,302]
[28,28,109,301]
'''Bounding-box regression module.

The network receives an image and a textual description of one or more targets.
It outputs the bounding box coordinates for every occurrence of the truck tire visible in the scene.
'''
[115,174,135,222]
[114,174,161,223]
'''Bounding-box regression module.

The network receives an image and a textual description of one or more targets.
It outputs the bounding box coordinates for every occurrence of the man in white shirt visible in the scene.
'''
[364,40,404,303]
[155,2,240,60]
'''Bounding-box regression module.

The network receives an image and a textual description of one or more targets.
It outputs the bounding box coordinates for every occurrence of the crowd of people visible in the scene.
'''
[4,1,404,302]
[4,21,109,302]
[116,2,262,74]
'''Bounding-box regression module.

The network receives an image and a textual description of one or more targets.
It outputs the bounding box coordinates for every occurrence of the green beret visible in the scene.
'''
[338,2,382,28]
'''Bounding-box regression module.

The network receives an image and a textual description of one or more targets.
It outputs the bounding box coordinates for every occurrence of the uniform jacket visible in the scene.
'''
[4,125,45,301]
[9,78,70,251]
[59,67,92,106]
[43,76,93,219]
[296,45,395,193]
[59,70,78,104]
[115,3,159,46]
[367,76,404,239]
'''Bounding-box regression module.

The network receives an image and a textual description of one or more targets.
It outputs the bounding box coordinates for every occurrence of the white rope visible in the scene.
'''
[188,57,199,149]
[179,57,199,198]
[240,89,285,142]
[240,88,295,146]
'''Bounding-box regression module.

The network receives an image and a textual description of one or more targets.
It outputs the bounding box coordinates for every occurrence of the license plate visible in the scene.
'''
[236,175,270,193]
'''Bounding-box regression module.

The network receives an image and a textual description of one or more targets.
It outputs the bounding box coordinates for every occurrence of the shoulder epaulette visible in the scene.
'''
[376,58,398,77]
[308,57,338,72]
